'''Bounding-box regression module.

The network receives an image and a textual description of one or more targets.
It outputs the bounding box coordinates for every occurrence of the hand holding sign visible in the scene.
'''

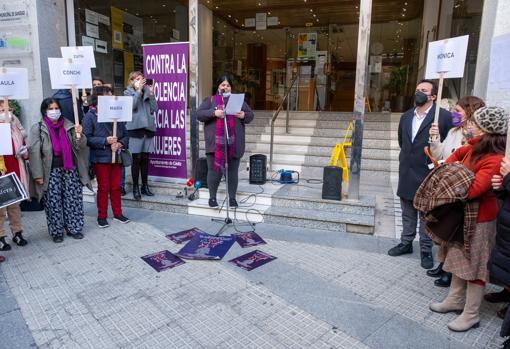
[425,35,469,141]
[0,68,29,122]
[97,96,133,163]
[48,57,92,139]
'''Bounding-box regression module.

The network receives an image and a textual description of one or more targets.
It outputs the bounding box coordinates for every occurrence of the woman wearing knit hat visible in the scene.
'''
[427,96,486,288]
[429,106,508,332]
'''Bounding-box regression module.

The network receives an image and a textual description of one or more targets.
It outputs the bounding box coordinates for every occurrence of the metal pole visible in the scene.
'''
[348,0,372,200]
[189,0,199,179]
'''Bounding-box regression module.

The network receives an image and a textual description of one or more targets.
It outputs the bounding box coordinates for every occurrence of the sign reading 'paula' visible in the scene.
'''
[425,35,469,79]
[0,68,29,99]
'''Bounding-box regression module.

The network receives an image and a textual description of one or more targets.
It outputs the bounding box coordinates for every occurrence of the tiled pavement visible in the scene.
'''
[0,203,506,349]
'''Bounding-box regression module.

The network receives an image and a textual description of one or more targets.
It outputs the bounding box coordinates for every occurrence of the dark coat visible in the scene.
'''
[52,89,85,123]
[488,174,510,288]
[82,108,129,164]
[397,104,452,200]
[196,95,254,158]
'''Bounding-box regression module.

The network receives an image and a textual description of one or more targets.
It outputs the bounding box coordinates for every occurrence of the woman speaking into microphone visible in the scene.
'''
[197,75,254,208]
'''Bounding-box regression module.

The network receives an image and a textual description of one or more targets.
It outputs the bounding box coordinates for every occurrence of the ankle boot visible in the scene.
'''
[141,184,154,196]
[434,272,452,288]
[447,281,484,332]
[133,185,141,201]
[430,275,466,313]
[427,262,444,277]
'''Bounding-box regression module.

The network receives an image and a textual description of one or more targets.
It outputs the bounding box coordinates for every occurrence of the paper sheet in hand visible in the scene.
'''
[224,93,245,115]
[0,124,13,155]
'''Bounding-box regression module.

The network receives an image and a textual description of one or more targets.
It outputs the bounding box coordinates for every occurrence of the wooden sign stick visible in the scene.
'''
[70,85,81,139]
[429,71,445,143]
[2,96,9,122]
[112,120,117,164]
[505,125,510,159]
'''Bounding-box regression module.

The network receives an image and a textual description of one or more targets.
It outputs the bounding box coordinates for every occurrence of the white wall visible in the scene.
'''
[198,4,213,102]
[474,0,510,110]
[417,0,440,79]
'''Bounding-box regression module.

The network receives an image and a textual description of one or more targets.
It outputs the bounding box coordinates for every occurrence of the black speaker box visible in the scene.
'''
[249,154,267,184]
[196,157,208,188]
[322,166,342,200]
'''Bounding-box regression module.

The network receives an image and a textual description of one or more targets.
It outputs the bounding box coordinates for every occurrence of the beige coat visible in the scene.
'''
[429,126,464,161]
[28,118,90,200]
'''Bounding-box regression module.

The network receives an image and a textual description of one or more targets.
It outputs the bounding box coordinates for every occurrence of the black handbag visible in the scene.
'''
[119,149,132,167]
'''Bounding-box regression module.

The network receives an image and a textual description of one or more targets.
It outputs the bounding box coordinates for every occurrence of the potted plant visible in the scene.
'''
[387,66,410,112]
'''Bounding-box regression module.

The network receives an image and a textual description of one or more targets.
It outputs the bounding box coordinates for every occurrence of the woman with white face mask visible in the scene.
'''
[28,98,90,243]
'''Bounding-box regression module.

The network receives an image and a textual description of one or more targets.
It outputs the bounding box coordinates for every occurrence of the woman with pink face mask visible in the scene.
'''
[427,96,485,288]
[429,96,485,161]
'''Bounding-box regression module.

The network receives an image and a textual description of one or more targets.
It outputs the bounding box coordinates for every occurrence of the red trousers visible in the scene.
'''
[94,163,123,219]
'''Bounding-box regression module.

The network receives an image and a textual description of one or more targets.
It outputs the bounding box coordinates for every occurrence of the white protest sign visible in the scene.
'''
[97,96,133,122]
[61,46,96,68]
[48,58,92,89]
[0,123,13,155]
[0,68,29,99]
[425,35,469,79]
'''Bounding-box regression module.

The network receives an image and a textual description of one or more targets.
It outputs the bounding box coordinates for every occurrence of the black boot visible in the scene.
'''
[133,185,141,201]
[427,262,444,277]
[434,272,452,287]
[141,184,154,196]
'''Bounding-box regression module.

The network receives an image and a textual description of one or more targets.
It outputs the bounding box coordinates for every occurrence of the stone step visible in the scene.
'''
[83,178,376,234]
[247,118,394,131]
[196,142,392,160]
[189,126,392,140]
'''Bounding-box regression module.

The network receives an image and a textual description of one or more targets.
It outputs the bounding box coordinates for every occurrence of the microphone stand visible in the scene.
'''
[211,91,256,236]
[212,91,233,236]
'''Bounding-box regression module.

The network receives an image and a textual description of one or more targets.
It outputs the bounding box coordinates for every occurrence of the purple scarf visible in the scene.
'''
[214,94,236,172]
[43,116,74,170]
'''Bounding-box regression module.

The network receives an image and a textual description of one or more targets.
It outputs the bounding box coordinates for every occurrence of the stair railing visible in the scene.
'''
[269,74,299,172]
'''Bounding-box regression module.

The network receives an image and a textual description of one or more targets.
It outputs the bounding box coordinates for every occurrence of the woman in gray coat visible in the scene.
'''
[29,98,90,243]
[197,75,254,208]
[124,71,158,200]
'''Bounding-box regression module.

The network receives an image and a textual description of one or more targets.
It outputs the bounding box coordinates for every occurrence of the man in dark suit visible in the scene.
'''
[388,79,452,269]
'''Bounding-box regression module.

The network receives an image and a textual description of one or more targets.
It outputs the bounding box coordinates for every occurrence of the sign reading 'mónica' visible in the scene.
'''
[143,42,188,180]
[425,35,469,79]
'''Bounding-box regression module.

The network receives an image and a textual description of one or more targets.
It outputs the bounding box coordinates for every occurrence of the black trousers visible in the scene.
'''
[206,154,240,200]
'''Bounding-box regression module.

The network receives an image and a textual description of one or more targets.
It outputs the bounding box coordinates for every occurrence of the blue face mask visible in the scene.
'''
[451,111,463,127]
[222,91,231,97]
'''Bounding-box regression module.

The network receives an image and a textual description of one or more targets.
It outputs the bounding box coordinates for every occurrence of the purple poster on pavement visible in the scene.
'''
[166,227,207,244]
[141,250,185,272]
[229,250,277,271]
[234,232,267,248]
[143,42,188,179]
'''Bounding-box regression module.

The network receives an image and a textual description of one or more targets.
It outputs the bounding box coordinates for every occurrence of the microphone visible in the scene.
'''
[219,88,225,96]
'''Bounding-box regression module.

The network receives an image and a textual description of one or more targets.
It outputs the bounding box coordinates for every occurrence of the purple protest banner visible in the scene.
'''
[143,42,188,179]
[234,231,267,248]
[166,227,207,244]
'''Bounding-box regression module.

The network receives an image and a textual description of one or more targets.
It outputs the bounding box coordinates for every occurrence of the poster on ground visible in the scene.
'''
[142,42,188,179]
[166,227,207,244]
[141,250,185,272]
[177,233,236,260]
[234,232,267,248]
[229,250,277,271]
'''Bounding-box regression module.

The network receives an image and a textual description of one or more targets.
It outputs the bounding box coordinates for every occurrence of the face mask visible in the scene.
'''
[221,91,231,97]
[415,91,429,106]
[464,128,473,140]
[451,111,463,127]
[47,109,61,121]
